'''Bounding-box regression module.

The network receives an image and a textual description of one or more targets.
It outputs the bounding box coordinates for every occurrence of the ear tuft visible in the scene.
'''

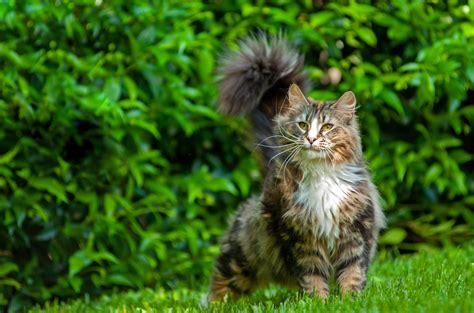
[338,91,356,108]
[288,83,308,108]
[333,91,357,121]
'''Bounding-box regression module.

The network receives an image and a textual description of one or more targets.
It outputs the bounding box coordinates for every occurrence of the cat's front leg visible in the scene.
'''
[335,259,367,295]
[298,272,329,299]
[335,238,371,295]
[292,238,331,299]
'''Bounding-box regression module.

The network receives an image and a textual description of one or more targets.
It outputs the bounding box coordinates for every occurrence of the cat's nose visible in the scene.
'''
[306,136,316,144]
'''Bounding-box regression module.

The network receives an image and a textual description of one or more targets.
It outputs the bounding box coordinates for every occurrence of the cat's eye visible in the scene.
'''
[298,121,309,130]
[321,124,333,131]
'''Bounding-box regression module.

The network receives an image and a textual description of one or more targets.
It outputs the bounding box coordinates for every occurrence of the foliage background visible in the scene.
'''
[0,0,473,310]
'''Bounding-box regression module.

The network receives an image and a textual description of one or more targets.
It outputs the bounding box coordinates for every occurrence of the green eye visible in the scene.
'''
[322,124,333,131]
[298,121,308,130]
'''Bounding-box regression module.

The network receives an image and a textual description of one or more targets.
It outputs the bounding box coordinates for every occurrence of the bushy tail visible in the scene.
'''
[218,35,309,164]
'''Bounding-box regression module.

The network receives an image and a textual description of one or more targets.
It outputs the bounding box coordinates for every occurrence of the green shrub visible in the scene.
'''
[0,0,472,309]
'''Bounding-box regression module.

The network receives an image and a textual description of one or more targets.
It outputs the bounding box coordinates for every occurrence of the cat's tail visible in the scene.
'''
[218,34,309,164]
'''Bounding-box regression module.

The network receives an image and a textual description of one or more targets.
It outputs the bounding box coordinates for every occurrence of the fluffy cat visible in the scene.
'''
[205,35,385,303]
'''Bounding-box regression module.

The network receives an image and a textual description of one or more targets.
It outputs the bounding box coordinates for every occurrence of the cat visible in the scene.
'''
[204,35,385,303]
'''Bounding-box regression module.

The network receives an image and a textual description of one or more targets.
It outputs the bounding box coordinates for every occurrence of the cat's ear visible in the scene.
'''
[333,91,356,122]
[288,83,308,110]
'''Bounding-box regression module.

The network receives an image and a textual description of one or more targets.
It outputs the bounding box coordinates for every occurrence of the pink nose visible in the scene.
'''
[306,136,316,144]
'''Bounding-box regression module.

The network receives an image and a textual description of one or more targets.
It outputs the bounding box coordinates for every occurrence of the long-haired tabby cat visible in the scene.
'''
[204,35,385,303]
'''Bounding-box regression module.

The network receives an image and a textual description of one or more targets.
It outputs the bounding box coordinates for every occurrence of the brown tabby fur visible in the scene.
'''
[205,35,385,304]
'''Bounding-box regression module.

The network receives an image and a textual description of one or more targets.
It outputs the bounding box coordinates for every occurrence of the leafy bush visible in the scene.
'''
[0,0,472,309]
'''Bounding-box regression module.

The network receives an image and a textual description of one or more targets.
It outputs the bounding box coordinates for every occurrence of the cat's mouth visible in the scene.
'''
[302,147,327,159]
[303,144,324,151]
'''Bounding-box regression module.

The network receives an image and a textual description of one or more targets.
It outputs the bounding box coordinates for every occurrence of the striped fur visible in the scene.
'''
[205,37,385,304]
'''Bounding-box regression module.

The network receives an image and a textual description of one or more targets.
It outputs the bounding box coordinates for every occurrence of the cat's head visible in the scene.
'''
[274,84,361,165]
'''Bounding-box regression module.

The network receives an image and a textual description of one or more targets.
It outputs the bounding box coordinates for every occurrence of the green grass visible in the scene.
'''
[31,243,473,313]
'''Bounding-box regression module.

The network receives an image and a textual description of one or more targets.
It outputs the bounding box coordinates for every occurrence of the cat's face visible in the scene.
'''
[274,84,359,165]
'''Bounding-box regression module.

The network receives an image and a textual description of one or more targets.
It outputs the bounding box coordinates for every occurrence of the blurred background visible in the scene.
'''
[0,0,473,309]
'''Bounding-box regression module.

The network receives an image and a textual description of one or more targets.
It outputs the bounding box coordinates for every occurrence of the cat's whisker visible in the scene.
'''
[276,122,300,140]
[322,149,332,168]
[285,146,302,181]
[279,146,302,184]
[277,150,292,181]
[258,134,293,143]
[275,134,295,143]
[273,145,299,187]
[268,145,300,165]
[262,130,300,145]
[256,142,299,149]
[253,135,299,155]
[278,134,301,144]
[279,127,300,141]
[325,147,337,168]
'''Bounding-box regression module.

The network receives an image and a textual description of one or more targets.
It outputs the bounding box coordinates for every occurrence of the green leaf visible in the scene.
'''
[309,11,335,27]
[120,99,146,110]
[123,76,137,100]
[233,171,251,197]
[372,80,384,97]
[129,161,143,187]
[461,22,474,37]
[69,276,83,292]
[0,278,21,289]
[0,144,20,164]
[0,44,26,67]
[0,262,19,276]
[198,49,214,81]
[418,72,435,105]
[465,64,474,83]
[69,251,92,277]
[29,177,67,202]
[380,228,407,245]
[399,62,420,72]
[104,77,121,103]
[105,274,134,287]
[130,119,160,139]
[425,164,442,185]
[89,251,119,264]
[380,89,405,117]
[104,193,116,217]
[355,27,377,47]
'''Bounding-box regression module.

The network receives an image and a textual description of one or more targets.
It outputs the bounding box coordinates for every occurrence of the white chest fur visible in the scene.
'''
[290,164,362,238]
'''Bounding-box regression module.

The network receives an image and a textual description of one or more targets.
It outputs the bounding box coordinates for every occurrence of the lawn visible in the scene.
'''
[30,243,473,313]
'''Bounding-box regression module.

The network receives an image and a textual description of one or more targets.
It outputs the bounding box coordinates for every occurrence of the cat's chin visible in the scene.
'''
[301,149,327,160]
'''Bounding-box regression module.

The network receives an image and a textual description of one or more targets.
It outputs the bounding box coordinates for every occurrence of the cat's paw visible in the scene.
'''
[341,284,364,298]
[299,274,330,300]
[316,288,330,299]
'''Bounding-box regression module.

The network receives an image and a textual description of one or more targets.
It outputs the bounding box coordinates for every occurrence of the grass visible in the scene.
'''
[31,243,473,313]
